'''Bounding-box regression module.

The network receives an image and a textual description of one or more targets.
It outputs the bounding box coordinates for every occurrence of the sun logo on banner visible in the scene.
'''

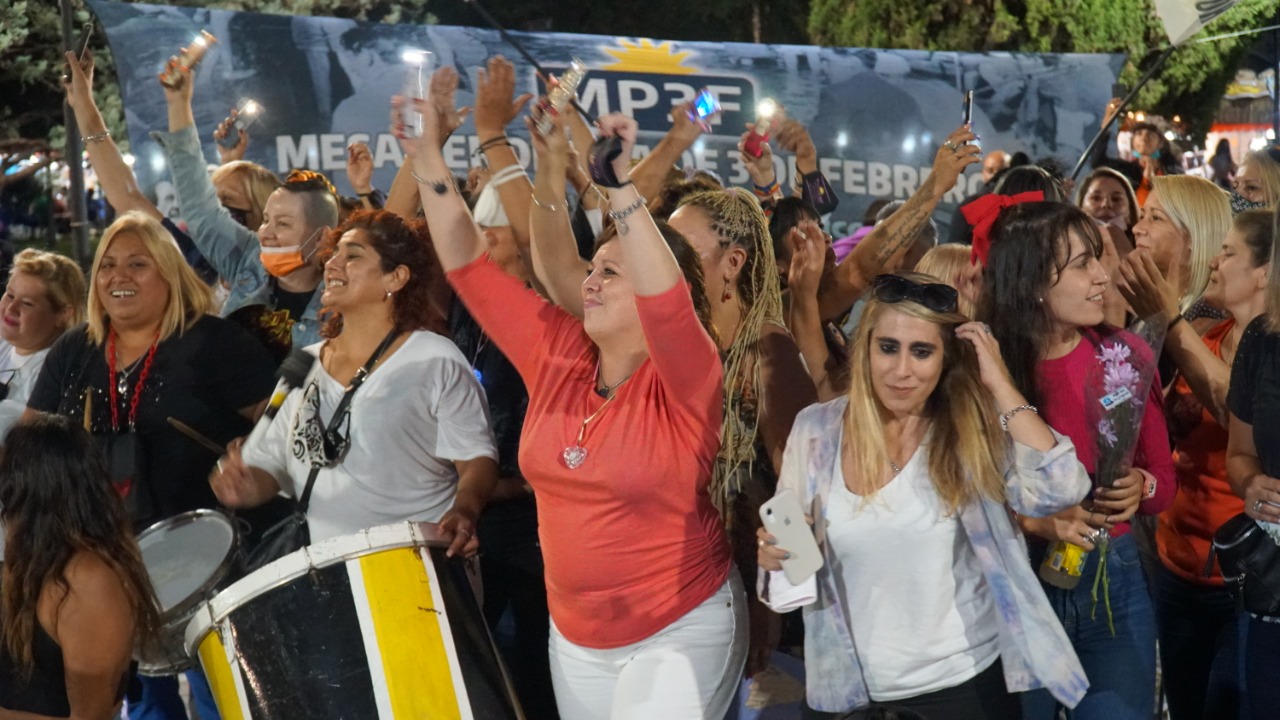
[601,39,698,76]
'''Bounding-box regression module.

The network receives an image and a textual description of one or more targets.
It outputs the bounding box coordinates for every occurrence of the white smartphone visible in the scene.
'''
[759,488,823,585]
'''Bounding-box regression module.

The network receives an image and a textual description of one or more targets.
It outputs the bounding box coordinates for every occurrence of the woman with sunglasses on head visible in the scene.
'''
[398,75,746,717]
[758,272,1091,720]
[209,210,498,555]
[978,202,1175,720]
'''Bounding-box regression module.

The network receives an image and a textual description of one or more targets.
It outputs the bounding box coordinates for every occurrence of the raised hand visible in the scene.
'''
[428,65,472,142]
[474,55,533,140]
[932,127,982,192]
[213,112,249,164]
[787,220,826,299]
[775,118,818,173]
[954,320,1018,395]
[62,50,95,110]
[738,123,776,186]
[524,97,571,163]
[345,141,374,195]
[595,113,639,185]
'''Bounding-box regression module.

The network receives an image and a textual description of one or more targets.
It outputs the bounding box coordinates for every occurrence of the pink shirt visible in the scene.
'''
[447,256,731,648]
[1036,328,1176,537]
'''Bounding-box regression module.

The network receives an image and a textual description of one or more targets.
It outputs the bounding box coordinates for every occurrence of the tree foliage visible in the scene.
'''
[809,0,1279,139]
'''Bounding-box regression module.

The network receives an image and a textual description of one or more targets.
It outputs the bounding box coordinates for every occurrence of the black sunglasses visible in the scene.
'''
[872,274,959,313]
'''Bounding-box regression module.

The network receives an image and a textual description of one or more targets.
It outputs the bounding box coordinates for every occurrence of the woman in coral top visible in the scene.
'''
[395,87,744,719]
[1117,209,1272,719]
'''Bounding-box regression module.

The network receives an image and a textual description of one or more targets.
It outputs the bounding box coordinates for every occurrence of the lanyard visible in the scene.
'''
[106,329,160,432]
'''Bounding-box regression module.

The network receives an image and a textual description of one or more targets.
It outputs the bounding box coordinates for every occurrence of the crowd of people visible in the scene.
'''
[0,35,1279,720]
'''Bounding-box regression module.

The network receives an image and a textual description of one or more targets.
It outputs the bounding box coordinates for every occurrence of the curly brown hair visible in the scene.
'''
[320,210,447,338]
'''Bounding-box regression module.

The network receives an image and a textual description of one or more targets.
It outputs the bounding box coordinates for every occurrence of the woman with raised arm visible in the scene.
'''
[397,84,745,718]
[758,273,1090,719]
[0,415,162,720]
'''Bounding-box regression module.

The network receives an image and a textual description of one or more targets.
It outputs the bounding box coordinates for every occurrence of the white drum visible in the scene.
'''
[136,509,239,675]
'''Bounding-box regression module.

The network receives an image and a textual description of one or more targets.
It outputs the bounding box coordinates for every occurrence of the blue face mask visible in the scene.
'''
[1230,191,1267,216]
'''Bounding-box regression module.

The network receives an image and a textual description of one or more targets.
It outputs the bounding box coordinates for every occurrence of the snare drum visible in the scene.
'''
[136,509,239,675]
[185,522,524,720]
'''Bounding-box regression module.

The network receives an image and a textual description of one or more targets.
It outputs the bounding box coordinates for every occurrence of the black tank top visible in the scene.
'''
[0,623,71,716]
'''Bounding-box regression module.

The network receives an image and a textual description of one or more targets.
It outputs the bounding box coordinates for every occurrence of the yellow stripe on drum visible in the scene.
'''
[358,546,468,719]
[197,630,248,720]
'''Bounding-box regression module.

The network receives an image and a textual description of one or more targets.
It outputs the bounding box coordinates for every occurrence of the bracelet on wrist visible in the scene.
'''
[1167,312,1185,332]
[531,194,560,213]
[474,136,511,155]
[83,130,111,144]
[753,179,781,197]
[999,404,1039,432]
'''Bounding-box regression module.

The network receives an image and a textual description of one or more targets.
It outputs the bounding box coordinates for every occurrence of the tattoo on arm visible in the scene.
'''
[871,176,936,267]
[429,178,451,195]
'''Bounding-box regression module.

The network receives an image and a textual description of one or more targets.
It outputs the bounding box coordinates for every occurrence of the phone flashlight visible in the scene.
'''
[400,49,433,139]
[159,30,218,90]
[217,99,263,149]
[742,98,781,159]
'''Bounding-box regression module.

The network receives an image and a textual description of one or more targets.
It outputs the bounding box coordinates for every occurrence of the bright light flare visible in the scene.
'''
[756,99,778,119]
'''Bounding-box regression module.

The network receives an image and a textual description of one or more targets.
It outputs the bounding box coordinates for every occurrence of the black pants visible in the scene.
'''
[1154,563,1245,720]
[802,659,1022,720]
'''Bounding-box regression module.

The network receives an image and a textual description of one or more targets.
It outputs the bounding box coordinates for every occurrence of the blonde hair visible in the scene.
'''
[9,249,86,327]
[912,245,974,318]
[1150,175,1231,312]
[844,276,1008,513]
[87,212,214,345]
[211,161,281,230]
[1241,150,1280,209]
[676,189,785,516]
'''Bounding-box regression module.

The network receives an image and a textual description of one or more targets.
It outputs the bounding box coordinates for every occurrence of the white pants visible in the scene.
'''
[549,573,748,720]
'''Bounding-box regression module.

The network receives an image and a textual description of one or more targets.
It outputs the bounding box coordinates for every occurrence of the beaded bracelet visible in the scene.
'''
[84,130,111,144]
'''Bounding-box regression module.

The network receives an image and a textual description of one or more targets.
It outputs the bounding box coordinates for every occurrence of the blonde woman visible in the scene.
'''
[1231,148,1280,213]
[0,249,85,437]
[25,211,278,720]
[1128,175,1231,318]
[914,244,978,319]
[758,273,1090,719]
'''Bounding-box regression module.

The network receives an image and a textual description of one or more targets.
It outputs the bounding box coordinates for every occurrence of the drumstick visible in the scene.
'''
[166,417,226,455]
[83,391,91,431]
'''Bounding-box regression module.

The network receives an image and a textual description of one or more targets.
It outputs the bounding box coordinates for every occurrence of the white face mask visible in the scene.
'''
[472,184,509,228]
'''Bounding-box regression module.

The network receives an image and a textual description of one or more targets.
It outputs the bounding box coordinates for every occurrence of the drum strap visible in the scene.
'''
[298,327,400,512]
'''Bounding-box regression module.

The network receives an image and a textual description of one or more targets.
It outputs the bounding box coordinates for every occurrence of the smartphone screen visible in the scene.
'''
[693,89,721,120]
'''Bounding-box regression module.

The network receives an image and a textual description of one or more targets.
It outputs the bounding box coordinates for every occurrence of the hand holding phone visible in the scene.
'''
[743,98,782,159]
[759,488,823,585]
[159,30,218,90]
[687,88,721,131]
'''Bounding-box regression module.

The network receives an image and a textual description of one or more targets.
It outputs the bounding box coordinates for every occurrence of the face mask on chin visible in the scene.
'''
[260,226,324,279]
[1230,191,1267,216]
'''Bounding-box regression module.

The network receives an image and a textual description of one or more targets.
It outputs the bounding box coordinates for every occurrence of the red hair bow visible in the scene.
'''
[961,191,1045,266]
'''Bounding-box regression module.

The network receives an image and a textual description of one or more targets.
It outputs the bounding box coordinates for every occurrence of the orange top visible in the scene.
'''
[447,255,730,648]
[1157,319,1243,585]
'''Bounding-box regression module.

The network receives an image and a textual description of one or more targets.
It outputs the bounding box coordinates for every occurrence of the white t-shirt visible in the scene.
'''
[242,331,497,543]
[827,444,999,701]
[0,341,51,439]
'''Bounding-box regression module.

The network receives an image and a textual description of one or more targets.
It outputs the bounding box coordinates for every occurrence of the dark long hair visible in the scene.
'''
[976,202,1104,408]
[321,210,447,338]
[0,416,161,673]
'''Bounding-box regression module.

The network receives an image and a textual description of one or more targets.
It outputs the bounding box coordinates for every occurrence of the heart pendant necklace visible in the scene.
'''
[562,360,631,470]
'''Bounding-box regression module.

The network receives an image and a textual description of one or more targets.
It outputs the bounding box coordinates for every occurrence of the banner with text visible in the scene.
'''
[89,0,1123,239]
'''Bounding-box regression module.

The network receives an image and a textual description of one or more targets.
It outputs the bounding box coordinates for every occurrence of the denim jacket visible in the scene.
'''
[760,396,1091,712]
[151,125,323,349]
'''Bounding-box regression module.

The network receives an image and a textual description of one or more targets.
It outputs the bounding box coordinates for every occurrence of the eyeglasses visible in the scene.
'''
[872,274,959,313]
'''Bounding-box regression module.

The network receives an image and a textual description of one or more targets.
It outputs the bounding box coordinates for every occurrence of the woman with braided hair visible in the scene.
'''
[668,189,817,679]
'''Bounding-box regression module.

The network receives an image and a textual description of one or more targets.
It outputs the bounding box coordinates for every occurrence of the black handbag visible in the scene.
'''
[1209,512,1280,616]
[244,329,399,572]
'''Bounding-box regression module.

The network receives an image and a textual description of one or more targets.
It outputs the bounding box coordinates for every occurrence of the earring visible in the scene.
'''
[384,290,393,301]
[722,276,733,303]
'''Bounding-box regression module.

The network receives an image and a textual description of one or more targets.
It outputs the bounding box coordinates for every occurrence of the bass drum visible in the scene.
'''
[184,522,524,720]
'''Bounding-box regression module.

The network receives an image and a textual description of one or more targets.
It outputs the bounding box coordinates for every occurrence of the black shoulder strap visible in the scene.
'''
[297,328,399,512]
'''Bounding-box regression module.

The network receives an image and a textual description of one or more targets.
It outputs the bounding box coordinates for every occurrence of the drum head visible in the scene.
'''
[138,510,237,612]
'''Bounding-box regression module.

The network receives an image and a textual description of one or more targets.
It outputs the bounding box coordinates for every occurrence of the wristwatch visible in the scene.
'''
[1141,471,1158,500]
